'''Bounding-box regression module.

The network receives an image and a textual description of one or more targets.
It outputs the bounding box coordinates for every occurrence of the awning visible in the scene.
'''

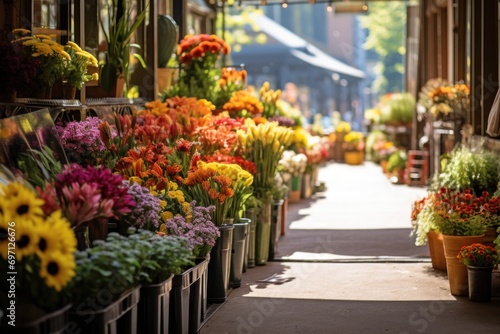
[250,13,365,79]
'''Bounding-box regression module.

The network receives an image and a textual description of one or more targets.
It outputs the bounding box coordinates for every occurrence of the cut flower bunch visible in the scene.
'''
[0,181,77,311]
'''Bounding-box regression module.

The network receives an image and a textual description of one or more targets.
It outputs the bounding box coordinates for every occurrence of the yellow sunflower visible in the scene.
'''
[34,223,61,259]
[0,212,12,260]
[12,220,38,261]
[46,211,77,255]
[39,251,75,292]
[2,184,44,221]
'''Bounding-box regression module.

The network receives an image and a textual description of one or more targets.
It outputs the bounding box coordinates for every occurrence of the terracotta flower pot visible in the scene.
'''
[442,234,484,296]
[427,231,446,271]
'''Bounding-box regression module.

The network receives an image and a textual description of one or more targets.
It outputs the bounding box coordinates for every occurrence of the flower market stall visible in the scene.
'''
[0,28,332,333]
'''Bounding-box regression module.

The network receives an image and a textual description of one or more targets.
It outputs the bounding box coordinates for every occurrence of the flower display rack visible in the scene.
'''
[0,303,71,334]
[137,275,174,334]
[68,286,141,334]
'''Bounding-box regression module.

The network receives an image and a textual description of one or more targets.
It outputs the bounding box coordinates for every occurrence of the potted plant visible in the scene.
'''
[458,243,498,302]
[61,41,99,99]
[129,229,193,334]
[343,131,365,165]
[95,0,149,97]
[379,92,415,126]
[65,232,145,332]
[410,192,446,271]
[432,188,490,296]
[11,28,68,99]
[387,149,407,184]
[439,146,500,196]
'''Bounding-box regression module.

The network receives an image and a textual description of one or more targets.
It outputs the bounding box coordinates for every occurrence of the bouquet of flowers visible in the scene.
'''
[160,201,220,258]
[278,150,307,185]
[215,66,247,109]
[458,243,498,267]
[431,187,490,236]
[237,120,294,198]
[174,34,231,102]
[56,117,107,166]
[343,131,365,152]
[0,182,77,311]
[199,161,254,222]
[421,81,470,120]
[119,180,163,231]
[62,41,99,89]
[38,164,135,228]
[182,161,236,225]
[259,81,282,118]
[196,113,246,156]
[12,28,70,89]
[222,90,264,118]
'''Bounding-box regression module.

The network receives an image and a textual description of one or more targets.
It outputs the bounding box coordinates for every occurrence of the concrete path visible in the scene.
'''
[201,162,500,334]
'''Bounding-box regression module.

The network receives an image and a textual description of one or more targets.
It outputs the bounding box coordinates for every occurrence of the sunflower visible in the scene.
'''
[39,251,75,292]
[0,212,11,259]
[46,210,77,255]
[34,224,60,259]
[12,220,39,261]
[2,183,44,221]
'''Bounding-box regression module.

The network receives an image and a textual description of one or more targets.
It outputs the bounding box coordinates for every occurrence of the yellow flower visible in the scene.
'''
[12,28,31,35]
[159,200,167,209]
[0,212,13,260]
[34,224,61,259]
[11,220,39,261]
[129,176,143,185]
[46,210,77,255]
[162,211,174,221]
[182,202,191,214]
[1,182,44,221]
[66,41,82,52]
[39,251,75,292]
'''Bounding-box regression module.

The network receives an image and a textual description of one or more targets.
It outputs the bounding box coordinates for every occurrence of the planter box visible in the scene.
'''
[68,287,140,334]
[170,256,209,334]
[137,275,174,334]
[1,303,71,334]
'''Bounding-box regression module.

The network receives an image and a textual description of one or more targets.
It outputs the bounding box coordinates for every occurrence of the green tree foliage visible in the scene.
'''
[359,2,406,95]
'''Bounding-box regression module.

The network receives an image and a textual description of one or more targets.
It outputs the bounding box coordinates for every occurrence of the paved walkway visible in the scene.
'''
[201,162,500,334]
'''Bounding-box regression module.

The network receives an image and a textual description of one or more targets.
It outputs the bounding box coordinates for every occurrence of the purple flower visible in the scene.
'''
[164,201,220,257]
[122,180,162,230]
[56,117,111,166]
[268,116,296,127]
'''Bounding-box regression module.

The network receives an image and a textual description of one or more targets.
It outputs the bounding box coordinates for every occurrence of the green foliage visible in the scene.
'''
[439,147,500,195]
[99,0,149,94]
[359,2,406,94]
[17,146,63,188]
[435,214,487,237]
[66,230,193,307]
[387,149,407,173]
[379,92,415,124]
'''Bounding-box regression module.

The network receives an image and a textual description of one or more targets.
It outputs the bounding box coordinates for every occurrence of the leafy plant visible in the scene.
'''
[432,188,490,236]
[17,146,63,188]
[439,147,500,195]
[66,229,192,306]
[387,149,407,173]
[379,92,415,125]
[99,0,149,94]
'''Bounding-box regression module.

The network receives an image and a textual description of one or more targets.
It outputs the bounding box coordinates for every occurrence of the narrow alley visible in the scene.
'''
[201,162,500,334]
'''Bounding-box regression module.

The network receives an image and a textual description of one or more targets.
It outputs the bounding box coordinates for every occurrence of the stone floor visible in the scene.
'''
[201,162,500,334]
